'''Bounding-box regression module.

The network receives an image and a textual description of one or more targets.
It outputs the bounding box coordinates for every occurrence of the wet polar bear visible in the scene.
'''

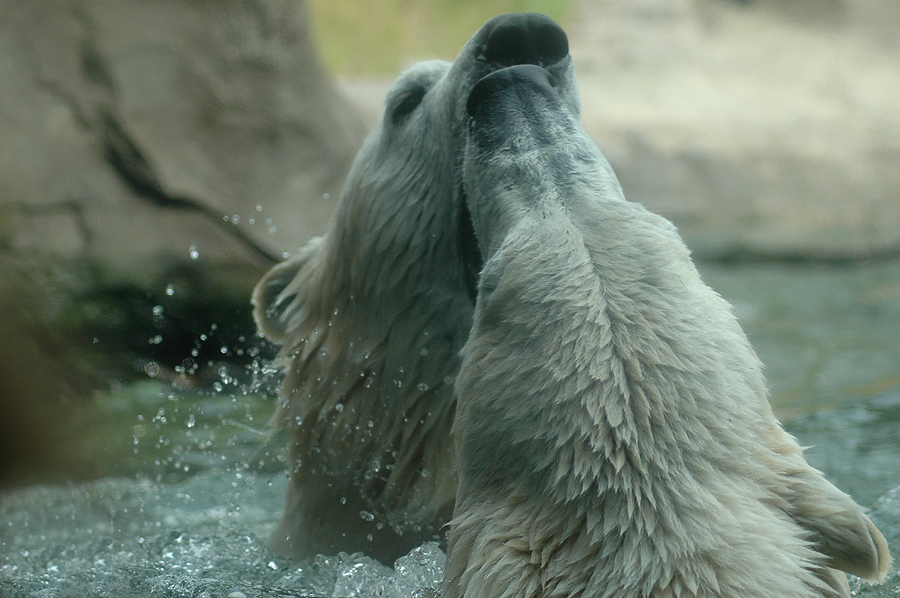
[442,64,891,597]
[253,14,576,563]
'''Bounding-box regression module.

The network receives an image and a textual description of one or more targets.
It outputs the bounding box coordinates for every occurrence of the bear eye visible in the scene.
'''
[390,86,427,123]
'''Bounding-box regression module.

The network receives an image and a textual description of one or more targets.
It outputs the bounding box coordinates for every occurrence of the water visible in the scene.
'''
[2,261,900,597]
[0,472,445,597]
[699,261,900,418]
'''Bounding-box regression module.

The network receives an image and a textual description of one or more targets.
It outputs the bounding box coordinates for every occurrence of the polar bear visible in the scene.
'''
[252,13,576,563]
[442,64,892,598]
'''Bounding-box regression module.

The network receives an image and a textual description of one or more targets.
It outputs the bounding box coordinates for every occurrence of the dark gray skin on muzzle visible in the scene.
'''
[461,63,621,277]
[456,17,579,302]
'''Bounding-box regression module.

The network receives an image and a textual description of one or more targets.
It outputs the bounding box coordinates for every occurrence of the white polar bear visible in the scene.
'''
[442,64,891,598]
[252,14,576,563]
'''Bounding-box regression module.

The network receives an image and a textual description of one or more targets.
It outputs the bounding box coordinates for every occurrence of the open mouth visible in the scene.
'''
[458,67,556,306]
[458,66,560,305]
[458,186,483,304]
[457,12,570,306]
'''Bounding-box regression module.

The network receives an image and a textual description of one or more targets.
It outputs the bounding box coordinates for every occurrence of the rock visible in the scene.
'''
[567,0,900,261]
[4,0,899,376]
[0,257,89,486]
[0,0,366,300]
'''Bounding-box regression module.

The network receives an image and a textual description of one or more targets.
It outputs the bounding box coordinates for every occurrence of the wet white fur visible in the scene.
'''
[442,74,891,597]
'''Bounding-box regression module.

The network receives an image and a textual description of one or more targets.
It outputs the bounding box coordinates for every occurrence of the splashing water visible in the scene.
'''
[2,262,900,596]
[0,470,445,597]
[2,385,899,597]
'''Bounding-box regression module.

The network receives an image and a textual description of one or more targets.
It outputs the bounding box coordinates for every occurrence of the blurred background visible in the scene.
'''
[1,0,899,595]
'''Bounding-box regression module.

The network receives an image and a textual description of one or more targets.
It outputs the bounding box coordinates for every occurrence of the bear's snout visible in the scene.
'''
[466,64,556,119]
[479,12,568,68]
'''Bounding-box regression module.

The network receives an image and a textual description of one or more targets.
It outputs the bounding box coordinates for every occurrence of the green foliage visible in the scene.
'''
[308,0,572,75]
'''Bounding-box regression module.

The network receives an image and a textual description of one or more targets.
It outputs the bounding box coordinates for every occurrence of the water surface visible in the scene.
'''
[2,261,899,597]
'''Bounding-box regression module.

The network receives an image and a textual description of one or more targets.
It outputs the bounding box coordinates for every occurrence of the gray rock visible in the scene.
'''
[0,0,366,299]
[4,0,899,366]
[568,0,900,261]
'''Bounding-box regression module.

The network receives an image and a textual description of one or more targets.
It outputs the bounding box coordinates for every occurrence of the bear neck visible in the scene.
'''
[457,198,769,502]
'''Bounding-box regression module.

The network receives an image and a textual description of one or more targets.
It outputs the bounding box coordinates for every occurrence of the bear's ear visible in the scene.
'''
[785,465,892,583]
[252,236,326,343]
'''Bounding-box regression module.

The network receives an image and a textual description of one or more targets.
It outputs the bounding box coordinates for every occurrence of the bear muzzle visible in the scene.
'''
[466,64,557,120]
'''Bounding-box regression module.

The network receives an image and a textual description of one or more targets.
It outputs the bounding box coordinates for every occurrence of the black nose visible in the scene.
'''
[466,65,556,118]
[481,13,569,67]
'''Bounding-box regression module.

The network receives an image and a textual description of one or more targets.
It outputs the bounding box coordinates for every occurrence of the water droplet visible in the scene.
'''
[149,335,162,345]
[231,214,240,224]
[145,361,160,377]
[165,284,175,296]
[152,305,164,316]
[189,243,199,260]
[360,510,375,522]
[256,204,263,212]
[417,383,429,392]
[186,414,196,429]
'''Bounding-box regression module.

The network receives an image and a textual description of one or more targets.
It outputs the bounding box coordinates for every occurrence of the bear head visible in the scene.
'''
[444,62,892,598]
[252,13,579,563]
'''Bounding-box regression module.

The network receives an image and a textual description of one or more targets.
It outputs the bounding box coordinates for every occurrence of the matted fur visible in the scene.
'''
[252,14,580,562]
[442,64,892,597]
